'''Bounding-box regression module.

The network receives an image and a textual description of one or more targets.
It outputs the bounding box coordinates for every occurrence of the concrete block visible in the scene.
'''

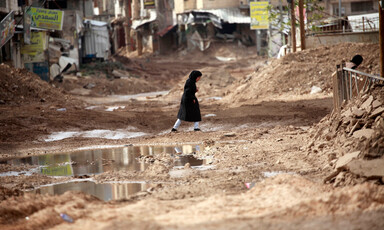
[372,100,382,109]
[361,95,373,110]
[347,158,384,178]
[352,108,365,117]
[353,128,375,139]
[335,151,360,169]
[369,107,384,118]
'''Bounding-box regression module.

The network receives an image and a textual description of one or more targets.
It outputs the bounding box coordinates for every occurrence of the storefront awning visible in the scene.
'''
[179,8,250,25]
[132,10,157,30]
[157,25,177,37]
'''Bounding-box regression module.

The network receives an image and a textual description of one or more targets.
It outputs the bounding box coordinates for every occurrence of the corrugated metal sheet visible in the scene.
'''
[83,20,110,59]
[189,8,250,24]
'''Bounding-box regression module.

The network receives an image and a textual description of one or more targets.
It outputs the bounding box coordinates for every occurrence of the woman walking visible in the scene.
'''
[171,70,202,132]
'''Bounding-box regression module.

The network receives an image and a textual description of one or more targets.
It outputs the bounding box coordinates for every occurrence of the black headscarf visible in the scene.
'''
[350,55,363,69]
[188,70,202,82]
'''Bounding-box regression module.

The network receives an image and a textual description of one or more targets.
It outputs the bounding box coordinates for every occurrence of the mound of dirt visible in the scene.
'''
[221,43,380,104]
[308,85,384,186]
[0,64,72,105]
[163,43,265,101]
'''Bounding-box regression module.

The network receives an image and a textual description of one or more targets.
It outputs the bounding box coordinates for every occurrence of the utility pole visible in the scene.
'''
[132,0,142,55]
[124,0,132,54]
[279,0,284,46]
[290,0,296,52]
[380,1,384,77]
[299,0,305,50]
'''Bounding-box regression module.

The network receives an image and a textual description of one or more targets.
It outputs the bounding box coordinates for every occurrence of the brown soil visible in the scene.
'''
[1,42,384,230]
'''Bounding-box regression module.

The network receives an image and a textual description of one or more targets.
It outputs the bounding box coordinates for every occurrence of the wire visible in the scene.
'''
[15,0,47,28]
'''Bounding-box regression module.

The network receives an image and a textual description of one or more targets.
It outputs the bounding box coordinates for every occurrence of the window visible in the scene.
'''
[0,0,6,8]
[47,0,67,9]
[332,4,345,16]
[351,2,373,12]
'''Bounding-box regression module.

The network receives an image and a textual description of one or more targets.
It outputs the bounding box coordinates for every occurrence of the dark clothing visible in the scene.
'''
[177,71,202,122]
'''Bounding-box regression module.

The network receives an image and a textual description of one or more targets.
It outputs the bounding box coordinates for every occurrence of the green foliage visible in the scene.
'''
[267,0,325,33]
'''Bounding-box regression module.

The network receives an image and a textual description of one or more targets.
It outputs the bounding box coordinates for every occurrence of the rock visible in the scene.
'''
[375,117,384,129]
[333,171,346,187]
[360,95,373,110]
[352,108,365,117]
[0,100,5,104]
[372,100,382,109]
[347,158,384,178]
[341,108,353,118]
[223,132,236,137]
[349,121,362,135]
[83,83,96,89]
[352,129,374,139]
[369,107,384,118]
[184,163,191,169]
[335,151,360,169]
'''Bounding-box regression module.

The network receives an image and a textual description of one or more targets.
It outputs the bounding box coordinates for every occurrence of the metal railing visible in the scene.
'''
[333,63,384,111]
[308,16,379,36]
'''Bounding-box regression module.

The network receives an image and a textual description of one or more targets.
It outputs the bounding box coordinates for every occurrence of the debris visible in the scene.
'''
[335,151,360,169]
[369,107,384,118]
[347,158,384,178]
[360,95,373,110]
[352,129,374,139]
[372,100,382,108]
[223,132,236,137]
[83,83,96,89]
[56,108,67,112]
[245,182,256,189]
[60,213,73,223]
[352,108,365,117]
[310,86,322,94]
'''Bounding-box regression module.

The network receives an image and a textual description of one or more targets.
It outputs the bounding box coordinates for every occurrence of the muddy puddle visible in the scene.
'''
[2,144,212,200]
[4,144,207,176]
[31,180,151,201]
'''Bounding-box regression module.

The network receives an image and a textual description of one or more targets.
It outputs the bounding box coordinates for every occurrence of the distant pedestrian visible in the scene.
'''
[171,70,202,132]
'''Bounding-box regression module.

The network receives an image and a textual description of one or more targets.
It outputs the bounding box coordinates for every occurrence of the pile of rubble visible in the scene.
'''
[0,64,72,105]
[309,85,384,186]
[223,42,380,104]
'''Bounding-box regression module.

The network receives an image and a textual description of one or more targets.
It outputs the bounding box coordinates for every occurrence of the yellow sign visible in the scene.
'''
[30,7,64,31]
[21,32,47,63]
[21,31,47,53]
[250,2,269,30]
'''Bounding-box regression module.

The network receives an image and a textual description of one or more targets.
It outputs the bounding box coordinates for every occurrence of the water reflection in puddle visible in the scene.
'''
[31,180,150,201]
[5,144,211,199]
[6,144,206,177]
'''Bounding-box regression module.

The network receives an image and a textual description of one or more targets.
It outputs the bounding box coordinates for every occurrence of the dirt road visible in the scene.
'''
[1,43,384,230]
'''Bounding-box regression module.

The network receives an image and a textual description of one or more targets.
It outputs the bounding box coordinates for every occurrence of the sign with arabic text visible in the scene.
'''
[0,11,15,48]
[30,7,64,31]
[21,32,48,63]
[250,2,269,30]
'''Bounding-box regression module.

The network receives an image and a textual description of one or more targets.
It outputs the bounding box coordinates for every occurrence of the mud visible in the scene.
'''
[1,42,384,229]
